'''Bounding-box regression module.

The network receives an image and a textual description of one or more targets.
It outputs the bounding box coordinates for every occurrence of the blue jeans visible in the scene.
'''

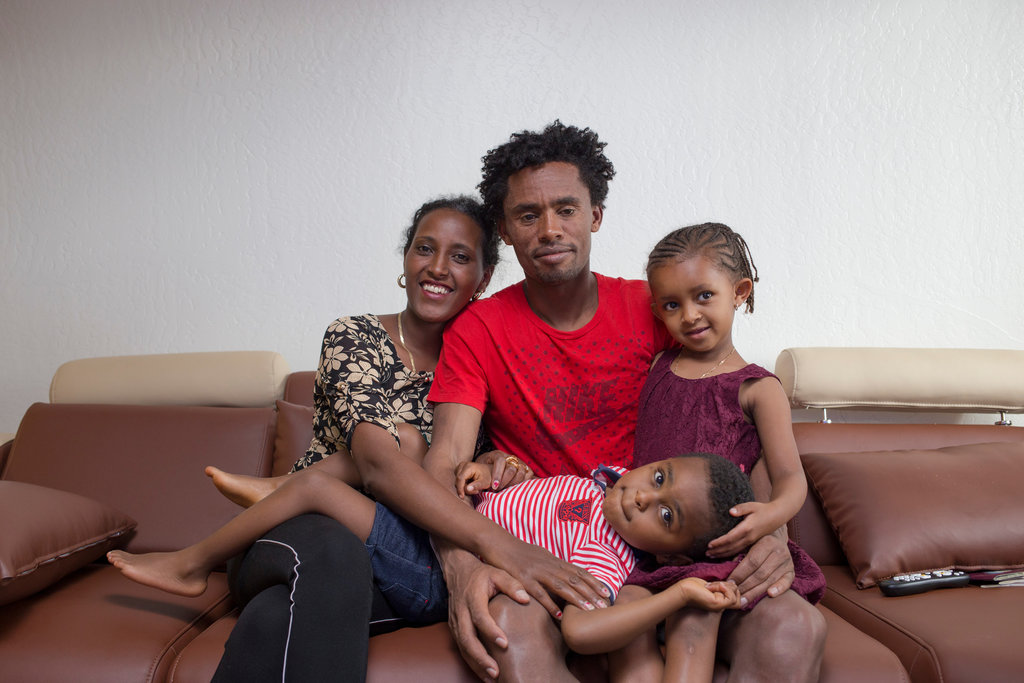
[365,503,449,623]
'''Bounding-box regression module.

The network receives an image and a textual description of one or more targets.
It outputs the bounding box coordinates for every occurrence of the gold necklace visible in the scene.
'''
[396,311,417,374]
[698,347,735,379]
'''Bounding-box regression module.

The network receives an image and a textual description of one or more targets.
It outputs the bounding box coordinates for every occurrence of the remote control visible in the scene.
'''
[878,569,970,597]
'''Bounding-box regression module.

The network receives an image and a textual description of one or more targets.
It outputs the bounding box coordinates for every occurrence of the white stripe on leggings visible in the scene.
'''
[254,538,301,683]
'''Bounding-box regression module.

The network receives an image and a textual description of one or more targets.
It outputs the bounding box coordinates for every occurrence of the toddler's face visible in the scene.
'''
[601,457,713,561]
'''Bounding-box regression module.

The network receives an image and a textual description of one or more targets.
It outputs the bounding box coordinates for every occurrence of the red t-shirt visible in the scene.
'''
[429,274,674,477]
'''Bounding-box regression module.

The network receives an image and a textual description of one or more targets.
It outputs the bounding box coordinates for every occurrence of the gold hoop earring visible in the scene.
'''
[397,274,407,288]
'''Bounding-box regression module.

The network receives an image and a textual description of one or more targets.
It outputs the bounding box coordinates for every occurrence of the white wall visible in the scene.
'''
[2,0,1022,433]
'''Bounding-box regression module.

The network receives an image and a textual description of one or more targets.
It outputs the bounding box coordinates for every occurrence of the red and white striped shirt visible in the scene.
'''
[474,467,636,596]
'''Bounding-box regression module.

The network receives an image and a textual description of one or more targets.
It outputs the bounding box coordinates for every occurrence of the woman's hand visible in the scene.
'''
[462,450,532,495]
[705,501,785,559]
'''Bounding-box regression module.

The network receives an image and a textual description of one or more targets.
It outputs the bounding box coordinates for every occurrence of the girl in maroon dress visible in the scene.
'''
[610,223,825,683]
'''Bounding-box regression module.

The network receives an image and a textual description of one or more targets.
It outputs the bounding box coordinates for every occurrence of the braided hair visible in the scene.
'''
[646,223,759,313]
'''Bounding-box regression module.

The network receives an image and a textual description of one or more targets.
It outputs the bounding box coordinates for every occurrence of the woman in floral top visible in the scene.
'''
[206,196,503,682]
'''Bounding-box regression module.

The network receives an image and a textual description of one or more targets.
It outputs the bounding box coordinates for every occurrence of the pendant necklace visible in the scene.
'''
[396,311,417,374]
[698,347,735,379]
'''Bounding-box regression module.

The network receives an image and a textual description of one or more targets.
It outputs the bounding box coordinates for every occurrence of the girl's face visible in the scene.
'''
[648,255,752,359]
[601,457,713,562]
[403,208,491,324]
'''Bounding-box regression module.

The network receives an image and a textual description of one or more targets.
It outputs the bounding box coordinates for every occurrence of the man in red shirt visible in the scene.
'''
[404,121,822,682]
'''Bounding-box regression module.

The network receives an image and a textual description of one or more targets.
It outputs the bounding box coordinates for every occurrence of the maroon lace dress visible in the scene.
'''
[626,354,825,607]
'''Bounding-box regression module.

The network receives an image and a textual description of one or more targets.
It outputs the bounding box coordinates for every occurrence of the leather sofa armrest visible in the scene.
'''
[0,437,12,477]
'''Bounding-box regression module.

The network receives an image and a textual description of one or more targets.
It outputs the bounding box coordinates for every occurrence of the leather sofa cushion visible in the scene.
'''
[283,370,316,406]
[5,402,275,553]
[0,481,136,605]
[802,441,1024,587]
[272,400,315,475]
[0,564,233,683]
[820,564,1024,683]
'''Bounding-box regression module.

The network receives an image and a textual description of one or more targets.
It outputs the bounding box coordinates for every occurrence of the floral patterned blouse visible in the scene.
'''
[291,314,432,471]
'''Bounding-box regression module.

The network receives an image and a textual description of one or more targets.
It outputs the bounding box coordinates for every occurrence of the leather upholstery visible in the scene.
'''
[8,354,1021,682]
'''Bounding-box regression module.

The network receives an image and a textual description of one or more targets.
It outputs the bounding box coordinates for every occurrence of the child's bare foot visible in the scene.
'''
[205,466,282,508]
[107,549,209,597]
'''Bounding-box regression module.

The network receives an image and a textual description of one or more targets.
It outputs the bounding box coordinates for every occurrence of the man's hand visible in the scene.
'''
[726,533,794,606]
[487,536,610,618]
[446,559,530,682]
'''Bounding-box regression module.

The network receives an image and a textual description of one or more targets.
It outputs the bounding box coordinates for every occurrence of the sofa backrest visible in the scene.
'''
[49,350,289,407]
[283,371,316,407]
[2,352,289,553]
[790,422,1024,565]
[776,347,1024,417]
[5,403,276,553]
[777,347,1024,566]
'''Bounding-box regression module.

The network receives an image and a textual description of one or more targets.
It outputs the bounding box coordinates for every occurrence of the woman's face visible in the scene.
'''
[403,208,490,324]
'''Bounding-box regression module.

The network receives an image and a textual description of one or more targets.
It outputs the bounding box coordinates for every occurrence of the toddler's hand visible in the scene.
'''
[462,450,533,496]
[455,461,493,498]
[674,577,741,611]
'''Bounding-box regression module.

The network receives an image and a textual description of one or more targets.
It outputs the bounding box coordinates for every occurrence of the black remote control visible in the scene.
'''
[878,569,970,597]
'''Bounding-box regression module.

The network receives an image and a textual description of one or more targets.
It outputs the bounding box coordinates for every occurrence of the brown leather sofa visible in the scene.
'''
[2,349,1022,682]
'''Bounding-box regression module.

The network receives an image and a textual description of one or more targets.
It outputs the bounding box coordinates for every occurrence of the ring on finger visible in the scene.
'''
[504,455,523,469]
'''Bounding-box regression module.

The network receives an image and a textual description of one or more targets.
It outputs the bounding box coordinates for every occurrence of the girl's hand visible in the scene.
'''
[461,450,533,496]
[705,501,784,559]
[455,461,493,498]
[673,577,742,611]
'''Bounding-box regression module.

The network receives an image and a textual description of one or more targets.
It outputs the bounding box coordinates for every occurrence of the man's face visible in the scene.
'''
[498,161,603,285]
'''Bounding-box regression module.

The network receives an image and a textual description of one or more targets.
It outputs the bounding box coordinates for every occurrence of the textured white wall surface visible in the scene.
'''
[2,0,1022,432]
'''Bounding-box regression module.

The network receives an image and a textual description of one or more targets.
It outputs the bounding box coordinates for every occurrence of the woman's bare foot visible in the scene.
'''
[205,466,283,508]
[107,549,209,597]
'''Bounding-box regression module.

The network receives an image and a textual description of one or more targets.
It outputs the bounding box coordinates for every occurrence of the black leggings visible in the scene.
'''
[212,514,400,683]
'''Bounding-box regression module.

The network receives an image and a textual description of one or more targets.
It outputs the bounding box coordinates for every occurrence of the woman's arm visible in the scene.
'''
[354,402,609,609]
[561,578,739,655]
